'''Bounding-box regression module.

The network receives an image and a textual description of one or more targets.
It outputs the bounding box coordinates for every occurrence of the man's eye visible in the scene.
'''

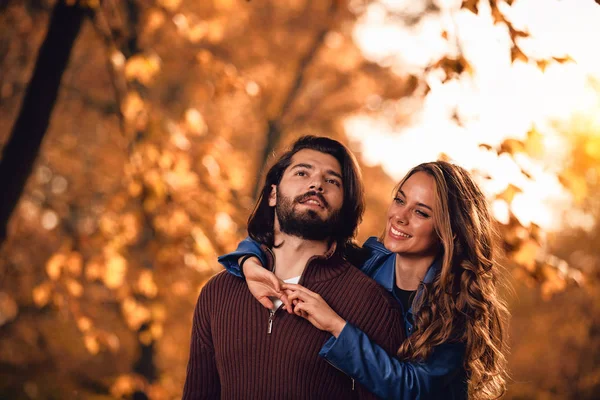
[296,171,306,176]
[327,179,341,187]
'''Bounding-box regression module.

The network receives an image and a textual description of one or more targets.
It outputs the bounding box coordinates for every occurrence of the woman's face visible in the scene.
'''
[383,171,440,257]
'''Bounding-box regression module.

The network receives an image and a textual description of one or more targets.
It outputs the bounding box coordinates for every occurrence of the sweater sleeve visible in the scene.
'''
[182,287,221,399]
[320,324,465,400]
[217,237,267,278]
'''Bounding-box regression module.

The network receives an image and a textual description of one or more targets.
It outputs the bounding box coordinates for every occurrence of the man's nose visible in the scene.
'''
[309,178,324,192]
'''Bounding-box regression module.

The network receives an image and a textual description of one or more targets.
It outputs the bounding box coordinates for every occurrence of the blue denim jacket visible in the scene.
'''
[218,237,467,399]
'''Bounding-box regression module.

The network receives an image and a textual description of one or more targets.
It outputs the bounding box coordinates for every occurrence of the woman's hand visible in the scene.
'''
[282,283,347,337]
[241,257,292,313]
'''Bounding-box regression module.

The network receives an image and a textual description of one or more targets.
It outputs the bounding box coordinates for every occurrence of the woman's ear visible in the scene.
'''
[268,185,277,207]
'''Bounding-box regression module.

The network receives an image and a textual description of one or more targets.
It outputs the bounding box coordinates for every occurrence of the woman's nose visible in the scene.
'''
[393,209,408,225]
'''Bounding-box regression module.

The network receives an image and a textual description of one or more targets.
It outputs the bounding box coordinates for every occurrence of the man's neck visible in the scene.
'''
[394,253,437,290]
[271,233,331,280]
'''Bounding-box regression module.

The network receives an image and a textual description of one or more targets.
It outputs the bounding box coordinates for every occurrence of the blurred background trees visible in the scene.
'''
[0,0,598,399]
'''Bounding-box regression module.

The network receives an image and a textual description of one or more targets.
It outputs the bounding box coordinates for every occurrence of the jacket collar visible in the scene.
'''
[260,241,346,285]
[363,236,442,311]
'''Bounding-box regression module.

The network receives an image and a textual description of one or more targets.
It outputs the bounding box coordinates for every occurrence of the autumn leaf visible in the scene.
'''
[511,45,529,63]
[46,253,65,281]
[137,270,158,298]
[157,0,182,12]
[559,169,588,204]
[103,251,128,289]
[524,126,545,158]
[462,0,478,14]
[511,238,540,272]
[84,334,100,355]
[0,292,18,327]
[499,138,526,155]
[125,54,161,85]
[496,183,523,204]
[32,281,53,308]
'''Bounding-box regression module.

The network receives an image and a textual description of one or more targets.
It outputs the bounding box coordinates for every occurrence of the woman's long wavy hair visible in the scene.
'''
[394,161,510,399]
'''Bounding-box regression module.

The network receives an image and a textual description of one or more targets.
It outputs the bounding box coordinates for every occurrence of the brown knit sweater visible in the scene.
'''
[182,252,405,399]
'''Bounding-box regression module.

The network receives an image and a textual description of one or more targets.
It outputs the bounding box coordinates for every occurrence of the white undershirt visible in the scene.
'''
[270,276,300,311]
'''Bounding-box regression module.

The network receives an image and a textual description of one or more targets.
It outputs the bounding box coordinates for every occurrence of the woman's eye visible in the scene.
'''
[296,171,306,176]
[394,197,404,204]
[416,210,430,218]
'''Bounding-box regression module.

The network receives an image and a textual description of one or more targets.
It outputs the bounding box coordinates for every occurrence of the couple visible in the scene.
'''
[183,136,509,399]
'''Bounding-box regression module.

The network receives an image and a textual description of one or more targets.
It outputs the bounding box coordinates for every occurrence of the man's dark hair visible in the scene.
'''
[248,135,365,252]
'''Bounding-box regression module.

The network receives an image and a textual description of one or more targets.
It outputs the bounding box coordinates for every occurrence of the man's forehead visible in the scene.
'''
[289,149,342,173]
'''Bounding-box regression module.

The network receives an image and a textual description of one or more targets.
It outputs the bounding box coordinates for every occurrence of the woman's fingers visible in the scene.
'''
[293,301,310,319]
[286,289,312,303]
[267,274,282,293]
[281,283,315,295]
[258,297,275,310]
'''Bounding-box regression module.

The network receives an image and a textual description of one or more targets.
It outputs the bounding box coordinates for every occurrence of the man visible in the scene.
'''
[183,136,404,399]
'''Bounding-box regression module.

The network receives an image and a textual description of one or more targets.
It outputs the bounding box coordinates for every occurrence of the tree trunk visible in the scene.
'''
[0,0,86,246]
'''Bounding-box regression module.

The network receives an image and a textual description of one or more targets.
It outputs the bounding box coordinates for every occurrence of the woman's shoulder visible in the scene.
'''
[343,237,394,275]
[362,236,391,255]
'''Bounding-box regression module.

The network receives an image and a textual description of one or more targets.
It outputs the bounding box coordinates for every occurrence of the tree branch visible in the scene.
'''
[252,0,339,199]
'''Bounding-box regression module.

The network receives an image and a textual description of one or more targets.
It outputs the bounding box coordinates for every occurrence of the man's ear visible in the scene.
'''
[268,185,277,207]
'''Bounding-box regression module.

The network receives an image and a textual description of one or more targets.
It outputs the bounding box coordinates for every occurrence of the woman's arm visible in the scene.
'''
[284,283,465,400]
[217,237,266,278]
[320,324,465,400]
[217,237,292,312]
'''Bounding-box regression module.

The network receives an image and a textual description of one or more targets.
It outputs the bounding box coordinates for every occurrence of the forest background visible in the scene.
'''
[1,0,600,399]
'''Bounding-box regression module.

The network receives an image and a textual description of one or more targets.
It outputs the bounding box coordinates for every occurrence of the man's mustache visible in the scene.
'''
[294,191,329,209]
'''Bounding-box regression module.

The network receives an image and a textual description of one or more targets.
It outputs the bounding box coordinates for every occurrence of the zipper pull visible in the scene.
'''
[267,310,274,334]
[351,378,355,391]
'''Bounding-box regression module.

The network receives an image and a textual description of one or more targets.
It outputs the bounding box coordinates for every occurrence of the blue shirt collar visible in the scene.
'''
[363,236,442,298]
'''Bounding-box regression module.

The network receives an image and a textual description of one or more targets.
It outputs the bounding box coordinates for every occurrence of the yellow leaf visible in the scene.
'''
[499,138,526,155]
[496,183,523,204]
[125,54,161,85]
[214,0,235,11]
[192,227,215,256]
[105,333,120,352]
[137,270,158,299]
[558,169,588,204]
[85,259,104,282]
[65,278,83,298]
[139,329,153,345]
[84,334,100,355]
[32,282,53,308]
[77,316,93,332]
[122,297,152,330]
[524,126,545,158]
[0,292,18,327]
[157,0,182,12]
[150,323,163,340]
[184,108,208,136]
[511,238,540,272]
[145,9,166,35]
[121,92,145,122]
[66,252,83,277]
[151,303,167,322]
[104,252,128,289]
[46,253,65,281]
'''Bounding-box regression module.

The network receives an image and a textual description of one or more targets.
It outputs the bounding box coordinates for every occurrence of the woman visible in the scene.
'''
[218,161,509,399]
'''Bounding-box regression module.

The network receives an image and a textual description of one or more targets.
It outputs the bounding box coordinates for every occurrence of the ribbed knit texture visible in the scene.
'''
[182,254,405,399]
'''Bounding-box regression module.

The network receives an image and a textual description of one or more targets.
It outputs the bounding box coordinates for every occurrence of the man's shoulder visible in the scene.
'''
[201,270,243,295]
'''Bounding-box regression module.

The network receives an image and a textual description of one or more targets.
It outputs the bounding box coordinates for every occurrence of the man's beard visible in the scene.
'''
[275,191,340,241]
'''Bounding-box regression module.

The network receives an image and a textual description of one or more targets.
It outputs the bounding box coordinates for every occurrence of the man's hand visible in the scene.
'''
[282,283,347,337]
[242,257,292,313]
